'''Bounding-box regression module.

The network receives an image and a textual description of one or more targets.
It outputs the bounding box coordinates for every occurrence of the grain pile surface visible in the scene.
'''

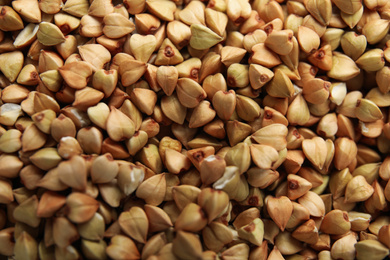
[1,0,390,259]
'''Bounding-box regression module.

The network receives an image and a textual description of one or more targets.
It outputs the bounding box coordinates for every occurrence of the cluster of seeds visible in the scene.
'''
[1,0,390,259]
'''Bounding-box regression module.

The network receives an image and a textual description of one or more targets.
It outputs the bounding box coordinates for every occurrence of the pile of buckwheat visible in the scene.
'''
[1,0,390,259]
